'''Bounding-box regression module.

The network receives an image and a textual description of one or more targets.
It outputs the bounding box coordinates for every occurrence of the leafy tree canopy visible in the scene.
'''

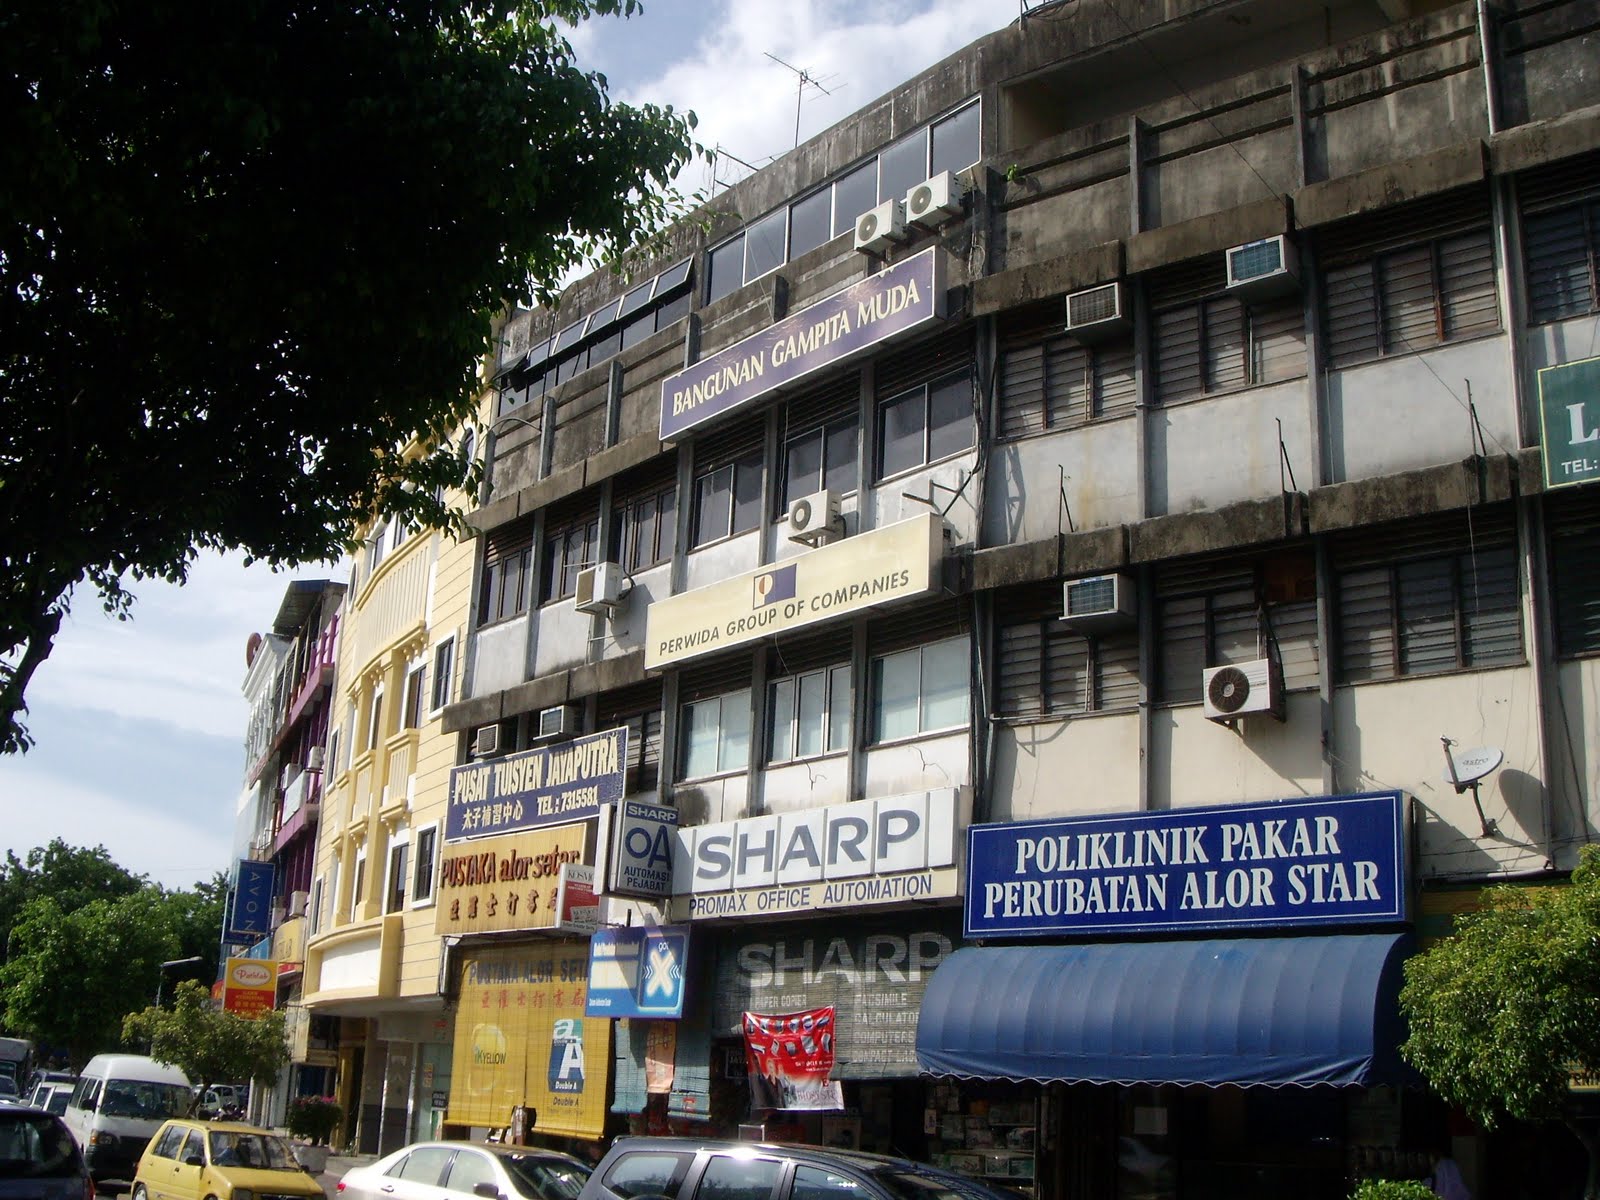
[1400,844,1600,1198]
[0,840,147,952]
[124,980,290,1102]
[0,0,699,751]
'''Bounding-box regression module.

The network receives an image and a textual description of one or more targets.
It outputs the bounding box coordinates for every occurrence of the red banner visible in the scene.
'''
[741,1007,843,1111]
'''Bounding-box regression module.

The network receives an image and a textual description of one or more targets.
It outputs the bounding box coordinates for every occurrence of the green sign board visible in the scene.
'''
[1538,355,1600,489]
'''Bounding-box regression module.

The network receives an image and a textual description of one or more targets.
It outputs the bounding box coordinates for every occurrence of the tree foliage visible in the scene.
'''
[1400,844,1600,1198]
[124,980,290,1102]
[0,0,699,751]
[0,841,147,957]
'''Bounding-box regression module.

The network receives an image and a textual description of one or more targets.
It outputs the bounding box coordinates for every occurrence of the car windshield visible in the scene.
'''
[100,1081,190,1120]
[0,1113,80,1179]
[208,1132,299,1171]
[503,1155,590,1200]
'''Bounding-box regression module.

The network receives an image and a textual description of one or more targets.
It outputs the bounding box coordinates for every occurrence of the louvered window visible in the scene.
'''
[1319,188,1500,368]
[1519,154,1600,326]
[998,304,1136,439]
[480,518,534,625]
[994,583,1140,717]
[1332,509,1521,681]
[597,682,665,793]
[540,492,601,603]
[611,457,679,572]
[1149,257,1305,404]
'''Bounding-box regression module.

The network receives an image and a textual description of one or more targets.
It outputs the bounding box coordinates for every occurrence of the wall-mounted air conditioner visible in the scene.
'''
[472,724,502,759]
[1064,281,1131,341]
[905,171,968,228]
[1202,658,1284,724]
[854,199,907,255]
[306,746,324,772]
[1062,573,1136,630]
[288,890,309,919]
[786,489,843,546]
[536,705,579,743]
[1225,235,1300,300]
[575,561,625,616]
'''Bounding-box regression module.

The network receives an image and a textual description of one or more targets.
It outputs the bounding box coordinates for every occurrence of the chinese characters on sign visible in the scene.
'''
[434,826,589,936]
[221,957,277,1019]
[446,727,627,841]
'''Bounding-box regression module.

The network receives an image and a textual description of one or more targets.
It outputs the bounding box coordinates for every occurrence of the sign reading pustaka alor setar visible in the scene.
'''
[659,248,946,441]
[965,791,1408,938]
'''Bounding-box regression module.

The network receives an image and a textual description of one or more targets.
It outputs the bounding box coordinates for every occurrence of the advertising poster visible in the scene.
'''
[645,1023,676,1094]
[447,943,612,1140]
[742,1007,844,1112]
[586,926,690,1019]
[221,957,277,1019]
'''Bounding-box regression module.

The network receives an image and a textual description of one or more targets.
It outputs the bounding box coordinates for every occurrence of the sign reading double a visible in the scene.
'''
[659,248,946,441]
[645,513,945,670]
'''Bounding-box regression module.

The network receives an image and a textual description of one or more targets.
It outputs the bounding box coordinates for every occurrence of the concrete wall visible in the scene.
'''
[473,616,529,697]
[860,731,970,800]
[990,714,1142,822]
[1153,378,1314,515]
[986,416,1143,544]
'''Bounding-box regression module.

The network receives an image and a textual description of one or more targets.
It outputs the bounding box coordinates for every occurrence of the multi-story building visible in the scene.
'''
[298,1,1600,1196]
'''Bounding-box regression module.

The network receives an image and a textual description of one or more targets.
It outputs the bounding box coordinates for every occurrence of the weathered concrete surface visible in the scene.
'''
[1126,195,1291,274]
[1129,492,1306,563]
[1294,139,1486,229]
[973,241,1124,316]
[1308,455,1515,533]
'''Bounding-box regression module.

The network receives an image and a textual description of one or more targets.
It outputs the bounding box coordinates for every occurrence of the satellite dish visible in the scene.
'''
[1442,745,1503,787]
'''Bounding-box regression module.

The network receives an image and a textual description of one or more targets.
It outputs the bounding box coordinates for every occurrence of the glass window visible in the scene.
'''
[768,664,851,762]
[602,1153,689,1200]
[396,1146,455,1185]
[693,451,763,547]
[927,375,973,462]
[180,1129,205,1161]
[207,1132,298,1171]
[402,664,426,729]
[431,638,455,711]
[783,417,858,509]
[621,310,656,351]
[152,1125,186,1159]
[445,1150,498,1197]
[871,637,969,742]
[412,826,439,904]
[680,690,751,779]
[878,130,929,204]
[618,280,655,320]
[697,1155,781,1200]
[656,259,692,293]
[878,390,926,479]
[385,840,408,913]
[877,372,973,479]
[930,102,981,178]
[790,189,834,260]
[792,1167,863,1200]
[708,237,745,304]
[655,289,692,330]
[588,297,622,330]
[366,687,384,751]
[833,163,878,238]
[504,1154,589,1200]
[745,209,788,282]
[551,319,585,356]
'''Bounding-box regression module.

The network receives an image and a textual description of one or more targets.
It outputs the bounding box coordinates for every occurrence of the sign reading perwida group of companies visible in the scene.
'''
[965,791,1408,938]
[1538,355,1600,489]
[659,248,946,441]
[644,512,945,670]
[445,727,627,841]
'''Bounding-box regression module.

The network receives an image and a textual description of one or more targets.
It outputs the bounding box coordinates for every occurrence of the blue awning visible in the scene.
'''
[915,933,1413,1088]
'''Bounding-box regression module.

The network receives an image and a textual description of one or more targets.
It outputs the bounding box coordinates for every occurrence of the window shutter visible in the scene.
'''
[767,626,852,676]
[1202,297,1247,392]
[783,373,860,438]
[483,517,534,564]
[999,341,1047,438]
[1458,546,1520,667]
[1523,204,1595,324]
[1316,186,1493,265]
[1379,245,1440,353]
[1045,340,1093,427]
[868,598,970,654]
[1094,342,1139,418]
[691,414,764,472]
[1323,263,1381,367]
[614,454,679,509]
[1438,230,1499,340]
[996,623,1045,718]
[876,328,976,399]
[1154,306,1203,402]
[1157,596,1207,702]
[1251,295,1308,383]
[1548,485,1600,657]
[678,653,756,703]
[1336,568,1395,682]
[1516,150,1600,214]
[1396,558,1457,674]
[596,681,665,793]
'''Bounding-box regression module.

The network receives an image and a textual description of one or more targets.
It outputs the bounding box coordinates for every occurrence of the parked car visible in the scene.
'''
[0,1081,19,1103]
[28,1084,72,1117]
[0,1102,93,1200]
[337,1142,590,1200]
[26,1076,76,1108]
[130,1120,322,1200]
[577,1138,1026,1200]
[191,1089,244,1122]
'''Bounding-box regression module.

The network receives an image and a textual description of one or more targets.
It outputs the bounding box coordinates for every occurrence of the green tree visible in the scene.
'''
[151,873,229,995]
[1400,844,1600,1199]
[0,0,698,752]
[0,841,147,958]
[124,981,289,1106]
[0,892,179,1066]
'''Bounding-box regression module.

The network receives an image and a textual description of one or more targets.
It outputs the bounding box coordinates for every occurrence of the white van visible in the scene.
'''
[64,1054,191,1187]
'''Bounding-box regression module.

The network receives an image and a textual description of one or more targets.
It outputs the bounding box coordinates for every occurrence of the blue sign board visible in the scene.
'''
[602,800,679,898]
[658,248,946,441]
[585,926,691,1019]
[965,791,1408,938]
[446,727,627,842]
[227,859,276,942]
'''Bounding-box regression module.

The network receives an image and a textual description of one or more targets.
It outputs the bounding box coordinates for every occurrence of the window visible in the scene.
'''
[151,1124,186,1159]
[597,683,665,794]
[326,726,341,781]
[782,417,857,509]
[411,825,439,905]
[768,664,851,762]
[707,238,745,305]
[792,1168,862,1200]
[612,466,678,572]
[832,163,877,238]
[1149,258,1305,403]
[385,837,409,914]
[365,687,384,751]
[542,512,600,603]
[402,663,427,729]
[998,307,1136,438]
[326,861,338,928]
[879,129,928,205]
[679,689,751,779]
[744,209,788,283]
[877,372,973,479]
[480,521,534,625]
[696,1155,782,1200]
[309,877,325,934]
[870,637,968,742]
[1524,199,1600,323]
[430,638,455,711]
[350,850,366,922]
[790,188,834,260]
[691,426,764,546]
[444,1150,498,1196]
[394,1147,454,1185]
[996,588,1140,718]
[601,1152,689,1200]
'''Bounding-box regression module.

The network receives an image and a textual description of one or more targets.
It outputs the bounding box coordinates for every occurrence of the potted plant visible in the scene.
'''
[285,1096,342,1172]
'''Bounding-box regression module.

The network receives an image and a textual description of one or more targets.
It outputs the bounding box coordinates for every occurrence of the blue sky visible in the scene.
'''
[0,1,1012,891]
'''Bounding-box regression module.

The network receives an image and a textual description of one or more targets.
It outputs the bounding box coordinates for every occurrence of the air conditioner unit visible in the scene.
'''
[1064,281,1131,341]
[786,489,843,546]
[854,199,907,255]
[306,746,324,772]
[1225,235,1300,300]
[575,561,625,616]
[535,705,579,743]
[904,171,968,227]
[288,890,308,919]
[1202,658,1284,724]
[270,904,285,928]
[1062,573,1136,630]
[472,724,502,758]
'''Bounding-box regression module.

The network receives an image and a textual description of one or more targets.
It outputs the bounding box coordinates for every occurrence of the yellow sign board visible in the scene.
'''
[221,957,278,1019]
[435,826,589,937]
[448,943,611,1139]
[644,513,945,670]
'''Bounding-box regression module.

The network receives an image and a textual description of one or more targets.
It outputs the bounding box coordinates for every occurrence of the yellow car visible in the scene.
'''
[132,1120,323,1200]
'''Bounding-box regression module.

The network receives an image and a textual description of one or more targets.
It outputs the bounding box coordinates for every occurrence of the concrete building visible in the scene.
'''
[300,1,1600,1196]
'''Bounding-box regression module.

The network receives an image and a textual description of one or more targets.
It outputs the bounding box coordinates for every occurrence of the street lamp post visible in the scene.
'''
[155,956,204,1008]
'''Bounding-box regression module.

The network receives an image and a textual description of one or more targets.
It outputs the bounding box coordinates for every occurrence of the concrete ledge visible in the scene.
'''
[1294,140,1486,230]
[440,692,501,735]
[1308,456,1514,533]
[1130,493,1306,563]
[1062,524,1130,577]
[1489,104,1600,177]
[972,241,1124,316]
[971,537,1058,591]
[587,432,664,484]
[1126,195,1291,275]
[569,652,648,700]
[467,495,517,538]
[501,674,571,720]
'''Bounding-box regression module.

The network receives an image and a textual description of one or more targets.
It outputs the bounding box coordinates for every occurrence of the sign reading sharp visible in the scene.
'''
[658,248,946,441]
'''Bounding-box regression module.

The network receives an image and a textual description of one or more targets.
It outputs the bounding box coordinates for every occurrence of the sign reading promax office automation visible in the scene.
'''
[1538,355,1600,489]
[645,513,945,670]
[446,727,627,841]
[965,791,1408,938]
[659,248,946,441]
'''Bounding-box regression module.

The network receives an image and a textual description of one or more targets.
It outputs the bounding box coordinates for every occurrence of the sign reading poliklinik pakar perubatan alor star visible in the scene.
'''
[965,791,1408,938]
[446,727,627,842]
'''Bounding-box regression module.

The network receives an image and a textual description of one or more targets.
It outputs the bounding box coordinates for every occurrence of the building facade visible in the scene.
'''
[297,1,1600,1197]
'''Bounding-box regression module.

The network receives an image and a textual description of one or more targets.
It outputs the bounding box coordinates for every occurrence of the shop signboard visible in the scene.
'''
[447,942,610,1141]
[671,788,966,921]
[659,248,946,441]
[585,925,691,1019]
[645,514,945,671]
[1537,355,1600,489]
[714,912,961,1079]
[595,800,678,898]
[227,859,275,941]
[445,727,627,842]
[221,956,277,1019]
[434,825,589,936]
[554,864,600,934]
[965,790,1409,938]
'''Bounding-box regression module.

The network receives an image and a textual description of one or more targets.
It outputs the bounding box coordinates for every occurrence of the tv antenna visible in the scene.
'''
[764,52,840,148]
[1440,736,1504,837]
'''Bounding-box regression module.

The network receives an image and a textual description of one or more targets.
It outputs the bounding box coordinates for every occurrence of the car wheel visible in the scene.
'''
[132,1186,149,1200]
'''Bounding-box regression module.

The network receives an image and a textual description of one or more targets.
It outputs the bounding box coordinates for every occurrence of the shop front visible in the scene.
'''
[917,791,1431,1200]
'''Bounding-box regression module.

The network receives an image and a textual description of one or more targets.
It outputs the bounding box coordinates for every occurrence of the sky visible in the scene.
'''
[0,1,1015,892]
